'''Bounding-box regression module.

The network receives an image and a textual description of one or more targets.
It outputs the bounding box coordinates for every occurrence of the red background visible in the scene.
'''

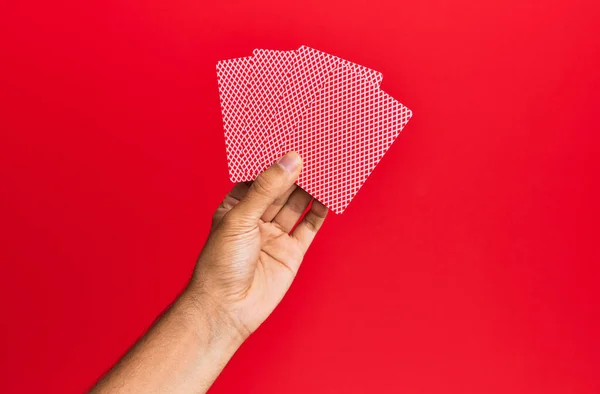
[1,0,599,393]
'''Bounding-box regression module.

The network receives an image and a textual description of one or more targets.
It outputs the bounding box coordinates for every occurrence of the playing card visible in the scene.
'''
[273,46,383,160]
[216,45,412,215]
[216,56,253,182]
[242,49,297,178]
[291,65,412,214]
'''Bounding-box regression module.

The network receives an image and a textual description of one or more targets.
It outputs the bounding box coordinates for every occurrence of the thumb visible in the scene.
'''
[229,152,302,224]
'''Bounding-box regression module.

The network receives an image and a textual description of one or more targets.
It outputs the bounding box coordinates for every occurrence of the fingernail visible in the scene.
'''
[277,152,301,173]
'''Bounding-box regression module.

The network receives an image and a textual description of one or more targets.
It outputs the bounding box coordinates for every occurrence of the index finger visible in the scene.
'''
[291,199,328,253]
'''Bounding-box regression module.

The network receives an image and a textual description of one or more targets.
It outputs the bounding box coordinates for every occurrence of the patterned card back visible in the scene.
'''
[216,56,253,182]
[291,65,412,213]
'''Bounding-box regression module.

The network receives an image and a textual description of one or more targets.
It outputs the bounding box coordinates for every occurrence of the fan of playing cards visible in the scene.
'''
[216,45,412,214]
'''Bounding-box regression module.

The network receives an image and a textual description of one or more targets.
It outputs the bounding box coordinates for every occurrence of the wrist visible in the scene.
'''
[177,288,247,352]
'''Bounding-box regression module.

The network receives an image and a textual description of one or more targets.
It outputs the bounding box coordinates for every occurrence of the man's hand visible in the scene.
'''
[92,152,327,394]
[188,151,328,339]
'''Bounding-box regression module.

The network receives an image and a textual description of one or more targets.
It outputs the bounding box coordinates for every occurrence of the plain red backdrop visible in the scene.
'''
[1,0,599,393]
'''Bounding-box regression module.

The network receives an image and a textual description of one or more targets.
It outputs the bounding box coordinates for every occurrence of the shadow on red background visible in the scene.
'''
[0,1,599,393]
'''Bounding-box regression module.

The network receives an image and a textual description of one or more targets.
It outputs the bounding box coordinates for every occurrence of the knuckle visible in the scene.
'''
[288,198,307,214]
[252,174,276,198]
[220,194,239,210]
[312,201,328,218]
[303,213,320,232]
[272,192,289,207]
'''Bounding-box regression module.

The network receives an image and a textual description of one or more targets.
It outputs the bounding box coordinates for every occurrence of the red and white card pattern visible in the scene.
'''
[216,46,412,214]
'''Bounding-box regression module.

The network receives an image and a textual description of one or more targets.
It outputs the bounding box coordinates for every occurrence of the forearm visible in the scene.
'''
[91,290,245,394]
[91,153,324,392]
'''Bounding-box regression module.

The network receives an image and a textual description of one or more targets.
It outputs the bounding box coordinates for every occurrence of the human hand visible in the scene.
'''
[186,152,328,342]
[91,153,327,394]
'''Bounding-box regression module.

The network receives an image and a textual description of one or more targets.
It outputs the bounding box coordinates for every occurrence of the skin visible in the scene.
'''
[91,152,327,394]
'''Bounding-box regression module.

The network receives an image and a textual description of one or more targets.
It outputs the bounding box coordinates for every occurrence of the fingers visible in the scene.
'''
[228,152,302,224]
[261,184,297,222]
[272,187,313,233]
[211,182,250,229]
[224,182,251,207]
[292,199,328,253]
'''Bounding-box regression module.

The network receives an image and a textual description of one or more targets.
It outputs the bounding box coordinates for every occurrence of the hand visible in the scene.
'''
[187,152,328,340]
[91,152,327,394]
